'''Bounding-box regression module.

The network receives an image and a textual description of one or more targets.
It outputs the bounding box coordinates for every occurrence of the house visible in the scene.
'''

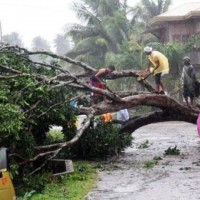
[146,1,200,68]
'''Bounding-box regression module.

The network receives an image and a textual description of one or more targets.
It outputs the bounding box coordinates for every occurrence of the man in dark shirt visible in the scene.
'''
[181,56,197,107]
[89,65,115,105]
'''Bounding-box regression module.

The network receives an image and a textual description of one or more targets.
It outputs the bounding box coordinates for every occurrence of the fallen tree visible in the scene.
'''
[0,44,199,176]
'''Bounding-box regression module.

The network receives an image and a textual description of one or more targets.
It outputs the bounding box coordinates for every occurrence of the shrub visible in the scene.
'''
[63,121,132,160]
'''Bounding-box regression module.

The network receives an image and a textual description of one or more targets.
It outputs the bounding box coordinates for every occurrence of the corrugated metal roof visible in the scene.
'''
[150,1,200,25]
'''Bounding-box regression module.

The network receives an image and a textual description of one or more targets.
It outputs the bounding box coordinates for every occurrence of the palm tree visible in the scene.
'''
[127,0,171,26]
[141,0,172,22]
[66,0,130,67]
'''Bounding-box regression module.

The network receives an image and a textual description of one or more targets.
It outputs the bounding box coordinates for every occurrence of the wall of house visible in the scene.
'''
[161,24,169,43]
[167,20,195,43]
[194,18,200,33]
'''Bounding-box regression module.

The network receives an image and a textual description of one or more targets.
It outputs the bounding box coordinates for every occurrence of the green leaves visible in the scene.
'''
[164,146,181,155]
[0,45,74,182]
[185,35,200,51]
[64,122,132,159]
[0,103,24,135]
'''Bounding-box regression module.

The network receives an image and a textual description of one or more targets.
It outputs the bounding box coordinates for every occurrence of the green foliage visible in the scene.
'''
[46,128,64,144]
[143,160,155,169]
[64,122,132,159]
[23,172,50,193]
[164,146,181,155]
[0,104,24,136]
[141,0,172,21]
[143,156,162,169]
[185,34,200,51]
[17,162,97,200]
[138,140,150,149]
[105,40,143,70]
[67,0,130,66]
[153,156,163,161]
[21,190,36,200]
[0,45,77,184]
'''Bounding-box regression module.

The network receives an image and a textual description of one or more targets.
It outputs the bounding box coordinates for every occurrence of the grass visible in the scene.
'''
[18,161,97,200]
[143,156,162,169]
[143,160,156,169]
[138,140,150,149]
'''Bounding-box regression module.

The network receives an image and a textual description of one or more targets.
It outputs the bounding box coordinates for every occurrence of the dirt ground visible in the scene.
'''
[86,121,200,200]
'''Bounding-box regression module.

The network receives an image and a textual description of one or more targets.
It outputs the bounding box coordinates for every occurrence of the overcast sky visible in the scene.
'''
[0,0,195,49]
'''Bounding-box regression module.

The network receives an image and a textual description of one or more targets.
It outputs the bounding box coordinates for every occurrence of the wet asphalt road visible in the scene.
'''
[86,122,200,200]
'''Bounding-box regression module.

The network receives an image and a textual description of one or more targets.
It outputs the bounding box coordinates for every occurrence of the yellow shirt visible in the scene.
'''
[148,51,169,75]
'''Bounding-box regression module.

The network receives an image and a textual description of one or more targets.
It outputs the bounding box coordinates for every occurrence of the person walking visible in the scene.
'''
[181,56,197,107]
[144,46,169,94]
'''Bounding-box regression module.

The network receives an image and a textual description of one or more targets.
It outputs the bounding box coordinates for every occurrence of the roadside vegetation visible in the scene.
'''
[14,122,132,198]
[17,161,97,200]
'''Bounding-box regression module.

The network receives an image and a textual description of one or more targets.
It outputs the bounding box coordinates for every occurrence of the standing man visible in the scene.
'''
[181,56,197,107]
[144,46,169,94]
[89,65,115,105]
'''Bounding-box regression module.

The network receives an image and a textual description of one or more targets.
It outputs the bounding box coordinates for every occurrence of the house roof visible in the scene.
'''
[150,1,200,25]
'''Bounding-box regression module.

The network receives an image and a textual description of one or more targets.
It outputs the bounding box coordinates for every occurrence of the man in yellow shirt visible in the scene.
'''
[144,46,169,94]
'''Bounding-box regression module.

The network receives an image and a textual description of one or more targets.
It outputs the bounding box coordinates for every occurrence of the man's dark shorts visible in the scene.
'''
[154,73,162,84]
[183,85,195,98]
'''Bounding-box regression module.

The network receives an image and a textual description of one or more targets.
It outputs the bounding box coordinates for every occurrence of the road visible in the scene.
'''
[86,122,200,200]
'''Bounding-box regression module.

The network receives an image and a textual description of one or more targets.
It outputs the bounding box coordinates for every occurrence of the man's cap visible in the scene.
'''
[183,56,190,62]
[144,46,152,53]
